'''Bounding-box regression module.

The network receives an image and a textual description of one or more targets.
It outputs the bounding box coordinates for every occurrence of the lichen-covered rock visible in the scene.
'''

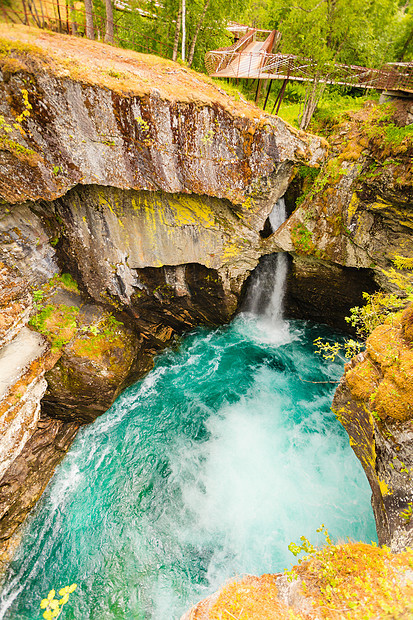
[181,542,413,619]
[42,301,141,423]
[274,105,413,294]
[35,185,280,320]
[0,203,58,289]
[0,262,32,348]
[333,305,413,550]
[0,25,325,207]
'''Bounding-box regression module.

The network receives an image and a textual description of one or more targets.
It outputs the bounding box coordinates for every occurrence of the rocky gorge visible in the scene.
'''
[0,22,412,618]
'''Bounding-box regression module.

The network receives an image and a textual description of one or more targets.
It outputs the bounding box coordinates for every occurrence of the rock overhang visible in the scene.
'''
[0,25,326,207]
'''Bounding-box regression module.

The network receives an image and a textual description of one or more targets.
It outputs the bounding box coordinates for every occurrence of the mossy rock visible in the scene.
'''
[401,303,413,344]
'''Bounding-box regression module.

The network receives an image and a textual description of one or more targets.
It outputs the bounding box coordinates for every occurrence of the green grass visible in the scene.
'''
[210,78,378,134]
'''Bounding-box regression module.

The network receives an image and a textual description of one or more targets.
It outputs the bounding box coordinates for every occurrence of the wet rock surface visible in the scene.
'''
[0,416,79,544]
[333,305,413,550]
[284,255,378,332]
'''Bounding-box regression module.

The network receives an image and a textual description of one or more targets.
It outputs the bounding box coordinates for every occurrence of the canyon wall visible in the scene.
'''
[0,25,325,551]
[0,23,412,566]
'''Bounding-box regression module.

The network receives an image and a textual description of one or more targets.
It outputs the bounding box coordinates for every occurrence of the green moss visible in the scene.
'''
[73,314,126,361]
[29,303,79,351]
[291,222,314,254]
[0,36,45,60]
[0,135,39,165]
[50,273,80,293]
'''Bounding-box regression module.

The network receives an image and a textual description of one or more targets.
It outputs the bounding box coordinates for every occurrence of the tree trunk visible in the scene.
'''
[299,77,326,130]
[21,0,29,24]
[84,0,94,39]
[55,0,63,31]
[105,0,114,44]
[28,0,42,27]
[187,0,211,67]
[172,3,182,61]
[38,0,45,27]
[69,0,77,34]
[181,0,186,61]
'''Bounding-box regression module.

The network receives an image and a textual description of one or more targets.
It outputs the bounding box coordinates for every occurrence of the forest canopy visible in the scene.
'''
[4,0,410,70]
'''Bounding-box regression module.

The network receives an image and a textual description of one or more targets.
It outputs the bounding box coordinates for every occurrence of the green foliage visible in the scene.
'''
[40,583,77,619]
[288,536,315,558]
[260,0,400,68]
[297,165,319,182]
[29,304,79,351]
[400,503,413,524]
[0,87,38,163]
[285,525,332,582]
[346,291,410,339]
[55,273,79,292]
[394,255,413,270]
[32,289,45,303]
[74,313,125,358]
[393,5,413,62]
[365,116,413,147]
[291,222,313,253]
[314,337,363,362]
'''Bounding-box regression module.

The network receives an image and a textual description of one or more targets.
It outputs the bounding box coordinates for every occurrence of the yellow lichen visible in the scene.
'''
[347,192,359,222]
[378,478,391,496]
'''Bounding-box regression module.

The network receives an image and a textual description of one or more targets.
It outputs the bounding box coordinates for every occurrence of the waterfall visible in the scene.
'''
[243,197,288,322]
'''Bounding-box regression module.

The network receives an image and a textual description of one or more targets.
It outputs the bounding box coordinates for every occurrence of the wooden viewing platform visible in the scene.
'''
[205,29,413,96]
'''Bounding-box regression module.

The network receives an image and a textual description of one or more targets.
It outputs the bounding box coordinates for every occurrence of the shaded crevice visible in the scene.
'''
[284,257,378,333]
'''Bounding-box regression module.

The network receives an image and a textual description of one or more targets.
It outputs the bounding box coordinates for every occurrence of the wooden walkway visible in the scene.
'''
[205,30,413,94]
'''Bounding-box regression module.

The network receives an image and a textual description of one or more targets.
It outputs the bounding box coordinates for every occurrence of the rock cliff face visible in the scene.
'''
[273,105,413,328]
[270,105,413,551]
[333,304,413,551]
[0,25,326,550]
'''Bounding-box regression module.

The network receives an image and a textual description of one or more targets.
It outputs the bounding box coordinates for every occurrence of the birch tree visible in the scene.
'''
[105,0,114,43]
[84,0,95,39]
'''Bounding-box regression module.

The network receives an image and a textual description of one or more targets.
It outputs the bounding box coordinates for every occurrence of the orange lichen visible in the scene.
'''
[293,542,413,619]
[401,304,413,343]
[344,306,413,422]
[209,574,291,620]
[345,358,378,402]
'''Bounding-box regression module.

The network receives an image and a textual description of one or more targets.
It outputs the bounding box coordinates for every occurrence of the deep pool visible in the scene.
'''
[0,315,377,619]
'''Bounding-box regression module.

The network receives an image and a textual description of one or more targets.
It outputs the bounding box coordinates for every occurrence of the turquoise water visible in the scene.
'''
[0,315,376,620]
